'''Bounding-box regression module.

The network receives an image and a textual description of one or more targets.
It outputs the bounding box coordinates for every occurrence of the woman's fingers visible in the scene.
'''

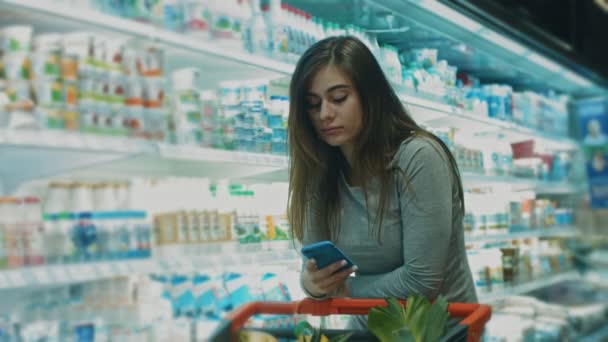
[316,266,358,292]
[311,260,350,281]
[305,259,317,272]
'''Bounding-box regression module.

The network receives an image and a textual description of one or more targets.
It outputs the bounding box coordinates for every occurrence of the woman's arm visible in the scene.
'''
[347,139,454,299]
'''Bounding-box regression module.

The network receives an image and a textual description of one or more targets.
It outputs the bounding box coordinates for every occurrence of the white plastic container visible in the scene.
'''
[1,26,33,52]
[183,0,212,39]
[23,197,45,266]
[44,182,72,214]
[245,0,268,55]
[70,183,94,213]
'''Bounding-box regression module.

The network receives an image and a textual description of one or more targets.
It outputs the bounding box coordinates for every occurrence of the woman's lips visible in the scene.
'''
[321,127,343,136]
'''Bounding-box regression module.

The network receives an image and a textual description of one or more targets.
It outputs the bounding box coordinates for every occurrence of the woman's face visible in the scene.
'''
[306,65,363,151]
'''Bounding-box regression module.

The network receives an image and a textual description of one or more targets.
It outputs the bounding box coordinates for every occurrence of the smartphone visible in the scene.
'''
[301,241,355,272]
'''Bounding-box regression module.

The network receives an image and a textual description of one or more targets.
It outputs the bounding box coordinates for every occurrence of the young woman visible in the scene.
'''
[287,36,477,328]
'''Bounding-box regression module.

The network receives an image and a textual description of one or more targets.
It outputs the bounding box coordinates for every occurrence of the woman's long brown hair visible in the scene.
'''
[288,36,464,242]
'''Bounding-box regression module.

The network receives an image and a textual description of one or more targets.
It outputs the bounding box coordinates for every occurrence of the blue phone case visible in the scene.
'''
[301,241,355,272]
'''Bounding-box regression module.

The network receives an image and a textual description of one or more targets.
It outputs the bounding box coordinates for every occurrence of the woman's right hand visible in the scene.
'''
[302,259,358,298]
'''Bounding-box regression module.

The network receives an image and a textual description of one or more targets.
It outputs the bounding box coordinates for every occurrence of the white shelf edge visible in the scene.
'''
[465,226,578,244]
[157,143,288,168]
[461,172,581,194]
[478,271,580,303]
[0,0,294,76]
[0,241,299,290]
[399,92,580,150]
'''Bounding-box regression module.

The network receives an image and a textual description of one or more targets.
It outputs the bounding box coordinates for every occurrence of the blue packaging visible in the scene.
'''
[74,323,94,342]
[261,273,291,302]
[170,275,195,317]
[224,273,255,310]
[71,212,97,262]
[193,274,222,318]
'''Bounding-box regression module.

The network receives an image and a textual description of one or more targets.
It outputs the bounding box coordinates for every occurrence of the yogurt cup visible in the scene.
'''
[1,26,33,52]
[171,68,200,92]
[30,50,61,79]
[2,52,29,80]
[143,77,164,108]
[32,77,63,106]
[44,181,72,214]
[33,33,61,52]
[124,77,144,106]
[36,104,64,130]
[64,80,79,105]
[62,105,80,131]
[61,32,95,79]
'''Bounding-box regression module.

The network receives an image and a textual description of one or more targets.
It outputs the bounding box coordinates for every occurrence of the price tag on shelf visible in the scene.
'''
[6,271,27,287]
[116,263,129,275]
[53,267,68,282]
[0,273,8,288]
[97,263,113,278]
[80,266,95,280]
[67,265,84,281]
[33,269,51,284]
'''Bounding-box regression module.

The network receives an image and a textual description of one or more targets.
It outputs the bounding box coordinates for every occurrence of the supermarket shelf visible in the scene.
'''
[0,241,300,291]
[461,172,583,194]
[0,129,289,192]
[401,92,580,151]
[0,0,293,87]
[1,129,583,192]
[465,226,578,244]
[478,271,580,303]
[0,259,158,290]
[0,129,154,194]
[0,0,583,151]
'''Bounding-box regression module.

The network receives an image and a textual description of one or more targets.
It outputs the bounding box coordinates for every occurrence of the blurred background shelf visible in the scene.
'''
[461,172,583,194]
[478,271,580,303]
[0,0,293,88]
[465,226,578,244]
[0,241,300,291]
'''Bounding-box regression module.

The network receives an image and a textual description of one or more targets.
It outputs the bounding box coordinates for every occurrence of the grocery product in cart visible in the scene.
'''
[212,294,491,341]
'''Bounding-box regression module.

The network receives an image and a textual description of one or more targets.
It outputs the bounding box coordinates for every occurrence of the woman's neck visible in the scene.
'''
[340,143,355,167]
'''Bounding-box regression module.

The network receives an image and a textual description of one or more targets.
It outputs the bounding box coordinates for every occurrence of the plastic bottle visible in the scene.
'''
[23,197,45,266]
[266,0,288,61]
[0,199,7,269]
[245,0,268,55]
[163,0,185,32]
[5,198,24,268]
[183,0,212,39]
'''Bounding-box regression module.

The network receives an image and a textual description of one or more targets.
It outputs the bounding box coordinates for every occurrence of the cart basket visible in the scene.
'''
[210,298,492,342]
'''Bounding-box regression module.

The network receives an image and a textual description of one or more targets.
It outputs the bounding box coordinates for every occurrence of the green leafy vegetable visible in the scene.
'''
[295,321,352,342]
[368,297,408,342]
[368,294,450,342]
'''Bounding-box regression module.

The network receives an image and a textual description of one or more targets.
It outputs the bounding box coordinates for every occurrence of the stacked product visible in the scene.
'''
[0,268,300,341]
[170,69,289,155]
[0,25,169,139]
[41,181,152,266]
[468,238,573,294]
[464,191,575,236]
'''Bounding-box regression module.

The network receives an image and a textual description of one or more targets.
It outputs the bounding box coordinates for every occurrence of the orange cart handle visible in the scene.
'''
[227,298,492,342]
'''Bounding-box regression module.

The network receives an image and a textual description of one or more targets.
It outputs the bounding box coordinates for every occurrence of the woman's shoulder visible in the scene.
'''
[388,135,449,170]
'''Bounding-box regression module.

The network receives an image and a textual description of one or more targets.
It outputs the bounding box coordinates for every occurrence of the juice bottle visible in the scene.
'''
[0,198,7,269]
[5,198,24,268]
[245,0,268,55]
[23,197,45,266]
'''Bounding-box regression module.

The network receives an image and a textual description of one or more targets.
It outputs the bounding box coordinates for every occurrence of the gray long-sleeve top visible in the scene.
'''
[301,136,478,328]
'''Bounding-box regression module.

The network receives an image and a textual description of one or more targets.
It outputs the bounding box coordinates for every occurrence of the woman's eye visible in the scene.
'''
[307,102,320,110]
[332,95,347,103]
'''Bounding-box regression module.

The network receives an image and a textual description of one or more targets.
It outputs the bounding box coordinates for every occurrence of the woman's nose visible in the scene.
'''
[319,102,334,121]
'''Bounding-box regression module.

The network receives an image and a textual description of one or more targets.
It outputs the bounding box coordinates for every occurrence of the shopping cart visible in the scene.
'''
[211,298,492,342]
